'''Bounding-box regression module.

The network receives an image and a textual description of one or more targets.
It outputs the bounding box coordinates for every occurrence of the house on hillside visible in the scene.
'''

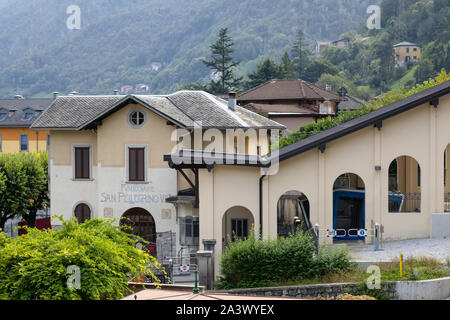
[237,79,342,132]
[315,37,350,57]
[394,42,421,66]
[31,91,284,263]
[0,96,53,153]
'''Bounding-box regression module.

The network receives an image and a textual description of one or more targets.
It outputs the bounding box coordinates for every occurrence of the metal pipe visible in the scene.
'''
[259,174,266,239]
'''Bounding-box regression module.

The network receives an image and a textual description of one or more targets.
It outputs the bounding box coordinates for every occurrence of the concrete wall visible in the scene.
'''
[431,213,450,238]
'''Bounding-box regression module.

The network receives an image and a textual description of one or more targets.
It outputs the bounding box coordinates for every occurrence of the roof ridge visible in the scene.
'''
[164,94,199,126]
[201,91,249,127]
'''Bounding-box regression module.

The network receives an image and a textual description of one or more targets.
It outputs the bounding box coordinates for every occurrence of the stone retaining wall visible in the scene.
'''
[219,282,398,300]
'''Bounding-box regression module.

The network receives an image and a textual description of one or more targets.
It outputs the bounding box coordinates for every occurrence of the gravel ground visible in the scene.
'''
[348,238,450,263]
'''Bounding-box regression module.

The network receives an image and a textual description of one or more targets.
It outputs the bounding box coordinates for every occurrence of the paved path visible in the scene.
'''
[122,289,303,300]
[348,238,450,262]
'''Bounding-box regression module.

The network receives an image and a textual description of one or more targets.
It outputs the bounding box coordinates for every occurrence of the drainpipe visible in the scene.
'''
[259,174,266,239]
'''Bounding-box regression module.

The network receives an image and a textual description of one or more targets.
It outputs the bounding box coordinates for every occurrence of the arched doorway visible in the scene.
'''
[333,173,365,240]
[222,206,254,247]
[74,203,91,224]
[277,191,311,237]
[120,207,157,255]
[388,155,421,213]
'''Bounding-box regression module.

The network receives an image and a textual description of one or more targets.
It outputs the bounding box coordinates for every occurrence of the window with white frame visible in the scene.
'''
[179,216,199,245]
[126,145,147,182]
[73,145,92,180]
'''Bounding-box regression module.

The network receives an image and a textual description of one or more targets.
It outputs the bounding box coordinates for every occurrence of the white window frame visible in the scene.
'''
[127,108,147,129]
[125,144,148,183]
[72,144,93,181]
[20,134,28,152]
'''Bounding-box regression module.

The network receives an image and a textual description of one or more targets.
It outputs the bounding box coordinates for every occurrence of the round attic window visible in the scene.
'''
[128,110,145,128]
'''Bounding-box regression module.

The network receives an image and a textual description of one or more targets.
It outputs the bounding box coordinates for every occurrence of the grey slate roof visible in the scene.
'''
[0,98,53,127]
[31,91,285,130]
[338,94,367,111]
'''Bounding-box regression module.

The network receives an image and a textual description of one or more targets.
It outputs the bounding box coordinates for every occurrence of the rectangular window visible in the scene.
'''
[406,48,410,53]
[128,147,145,181]
[74,147,90,179]
[20,134,28,151]
[413,48,417,52]
[179,216,199,246]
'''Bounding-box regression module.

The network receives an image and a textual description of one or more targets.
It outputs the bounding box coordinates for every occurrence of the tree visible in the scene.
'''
[291,30,312,78]
[303,59,339,83]
[201,28,243,94]
[245,57,282,89]
[0,152,48,231]
[0,218,165,300]
[415,59,435,83]
[280,52,296,79]
[20,152,49,228]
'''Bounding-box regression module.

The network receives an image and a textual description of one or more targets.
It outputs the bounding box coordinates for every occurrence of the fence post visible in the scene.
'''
[196,250,213,290]
[314,224,320,254]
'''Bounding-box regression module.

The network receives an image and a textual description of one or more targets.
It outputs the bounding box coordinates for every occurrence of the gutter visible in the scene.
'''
[259,174,266,238]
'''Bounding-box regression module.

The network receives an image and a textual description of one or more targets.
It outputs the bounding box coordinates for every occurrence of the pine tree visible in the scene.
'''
[291,30,312,79]
[201,28,243,94]
[280,52,296,79]
[246,58,282,89]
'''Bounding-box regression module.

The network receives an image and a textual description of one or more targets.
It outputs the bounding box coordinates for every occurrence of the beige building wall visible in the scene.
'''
[198,94,450,278]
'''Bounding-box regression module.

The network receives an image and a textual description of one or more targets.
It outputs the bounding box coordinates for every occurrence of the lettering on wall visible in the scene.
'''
[100,183,174,205]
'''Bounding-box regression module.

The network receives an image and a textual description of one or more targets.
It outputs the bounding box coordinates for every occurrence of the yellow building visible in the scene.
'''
[0,98,52,153]
[394,42,421,66]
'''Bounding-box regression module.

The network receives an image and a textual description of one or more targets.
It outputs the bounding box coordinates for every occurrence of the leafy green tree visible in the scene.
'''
[0,154,28,231]
[415,58,435,83]
[0,217,165,300]
[280,52,296,79]
[245,57,282,89]
[201,28,243,94]
[303,59,339,83]
[20,152,49,228]
[0,152,48,231]
[291,30,312,79]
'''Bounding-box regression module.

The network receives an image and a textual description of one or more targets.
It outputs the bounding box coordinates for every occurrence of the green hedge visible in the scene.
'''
[274,70,450,150]
[217,230,353,289]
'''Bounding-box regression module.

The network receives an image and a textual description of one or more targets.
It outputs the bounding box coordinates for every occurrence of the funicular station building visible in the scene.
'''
[166,81,450,276]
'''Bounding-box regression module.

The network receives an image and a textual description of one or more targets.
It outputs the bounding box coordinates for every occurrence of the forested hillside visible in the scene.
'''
[0,0,375,97]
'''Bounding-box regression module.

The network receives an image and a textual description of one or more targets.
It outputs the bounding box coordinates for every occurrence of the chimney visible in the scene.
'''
[53,92,59,99]
[228,92,237,111]
[325,84,331,91]
[113,90,119,95]
[14,95,24,99]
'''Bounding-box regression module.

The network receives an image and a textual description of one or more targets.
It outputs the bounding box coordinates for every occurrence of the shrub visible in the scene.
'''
[217,229,352,289]
[312,245,354,275]
[0,217,164,300]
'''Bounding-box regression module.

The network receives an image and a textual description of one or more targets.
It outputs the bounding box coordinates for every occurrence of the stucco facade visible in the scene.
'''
[192,90,450,277]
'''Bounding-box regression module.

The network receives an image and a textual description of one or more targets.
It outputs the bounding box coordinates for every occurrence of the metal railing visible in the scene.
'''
[389,192,421,213]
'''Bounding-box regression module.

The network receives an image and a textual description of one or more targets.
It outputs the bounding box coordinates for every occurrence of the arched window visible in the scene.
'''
[74,203,91,223]
[388,156,421,213]
[277,191,311,237]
